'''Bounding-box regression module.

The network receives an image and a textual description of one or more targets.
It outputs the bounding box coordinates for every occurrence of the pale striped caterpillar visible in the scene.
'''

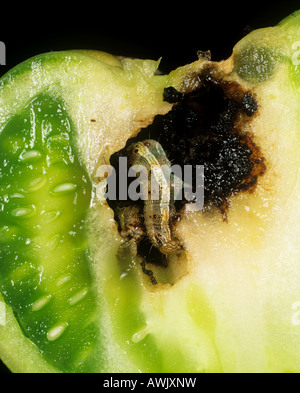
[127,139,182,255]
[116,203,158,285]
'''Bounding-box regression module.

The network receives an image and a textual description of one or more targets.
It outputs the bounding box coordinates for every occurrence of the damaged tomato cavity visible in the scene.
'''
[109,67,266,284]
[160,72,265,217]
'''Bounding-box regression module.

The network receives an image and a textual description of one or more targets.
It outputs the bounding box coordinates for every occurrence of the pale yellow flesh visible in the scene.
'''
[135,61,300,372]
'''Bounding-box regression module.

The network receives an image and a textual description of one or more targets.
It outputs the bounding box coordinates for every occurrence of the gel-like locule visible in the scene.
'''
[0,93,101,372]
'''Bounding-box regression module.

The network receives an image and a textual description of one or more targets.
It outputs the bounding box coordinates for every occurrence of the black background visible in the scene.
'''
[1,1,300,76]
[0,0,299,373]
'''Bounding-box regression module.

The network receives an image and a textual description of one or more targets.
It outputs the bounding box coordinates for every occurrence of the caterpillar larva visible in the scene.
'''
[127,139,182,255]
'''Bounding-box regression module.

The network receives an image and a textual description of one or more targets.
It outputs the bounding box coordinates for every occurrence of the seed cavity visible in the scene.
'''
[67,287,89,306]
[56,273,72,287]
[2,136,25,155]
[32,295,52,312]
[74,344,94,369]
[50,182,78,196]
[46,322,68,342]
[132,325,150,344]
[10,193,25,199]
[27,176,47,192]
[46,234,61,250]
[9,262,37,283]
[0,225,19,243]
[20,150,43,162]
[47,134,69,144]
[41,210,62,223]
[11,205,36,218]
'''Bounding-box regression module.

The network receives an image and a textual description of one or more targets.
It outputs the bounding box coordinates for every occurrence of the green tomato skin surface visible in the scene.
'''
[0,11,299,373]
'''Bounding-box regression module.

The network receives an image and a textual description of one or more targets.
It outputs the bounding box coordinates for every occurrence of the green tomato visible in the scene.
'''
[0,11,300,373]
